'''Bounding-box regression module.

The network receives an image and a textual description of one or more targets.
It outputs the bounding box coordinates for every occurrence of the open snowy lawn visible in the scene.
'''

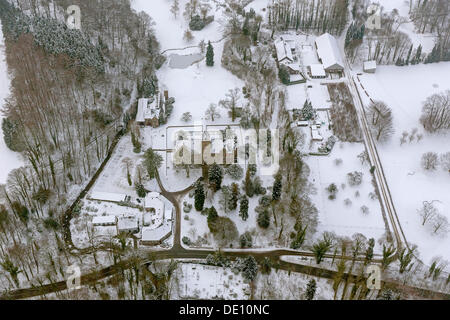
[132,0,244,125]
[132,0,228,51]
[0,21,24,184]
[358,63,450,264]
[307,142,386,248]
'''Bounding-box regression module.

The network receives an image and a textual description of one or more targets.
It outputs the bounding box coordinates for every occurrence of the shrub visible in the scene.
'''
[182,236,192,246]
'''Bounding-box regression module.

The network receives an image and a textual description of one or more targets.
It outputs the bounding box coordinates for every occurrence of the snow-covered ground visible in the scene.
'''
[377,0,435,52]
[357,62,450,263]
[172,262,250,299]
[306,142,386,246]
[0,21,24,184]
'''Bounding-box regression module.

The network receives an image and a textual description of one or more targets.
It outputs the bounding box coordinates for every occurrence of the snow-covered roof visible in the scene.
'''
[92,215,117,226]
[136,98,160,123]
[364,60,376,70]
[311,127,323,141]
[280,34,297,43]
[90,191,127,203]
[144,192,165,228]
[141,221,171,242]
[310,64,326,77]
[118,217,138,231]
[275,39,294,63]
[315,33,344,71]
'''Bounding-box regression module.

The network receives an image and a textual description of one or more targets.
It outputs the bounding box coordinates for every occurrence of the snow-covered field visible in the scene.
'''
[0,21,24,184]
[358,62,450,263]
[172,263,250,299]
[306,142,386,246]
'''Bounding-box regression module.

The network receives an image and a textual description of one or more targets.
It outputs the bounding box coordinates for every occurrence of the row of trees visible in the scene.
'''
[267,0,349,35]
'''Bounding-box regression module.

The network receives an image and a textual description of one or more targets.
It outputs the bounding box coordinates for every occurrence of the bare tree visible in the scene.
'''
[420,91,450,133]
[421,152,439,171]
[183,30,194,43]
[440,152,450,173]
[219,88,241,122]
[367,101,395,142]
[170,0,180,18]
[431,214,449,235]
[205,104,221,122]
[418,201,438,226]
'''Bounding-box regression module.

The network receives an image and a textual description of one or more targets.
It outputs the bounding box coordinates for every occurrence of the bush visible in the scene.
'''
[182,236,192,246]
[183,202,193,213]
[240,232,253,248]
[278,65,290,85]
[421,152,439,170]
[189,15,206,30]
[347,171,363,186]
[226,164,244,180]
[257,210,270,229]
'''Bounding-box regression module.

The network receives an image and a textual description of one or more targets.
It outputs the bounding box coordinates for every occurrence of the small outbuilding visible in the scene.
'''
[363,60,376,73]
[309,64,326,79]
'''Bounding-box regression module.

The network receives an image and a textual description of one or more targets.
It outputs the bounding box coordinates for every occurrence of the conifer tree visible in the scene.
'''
[244,167,254,197]
[305,279,317,300]
[208,163,223,192]
[194,182,205,211]
[272,174,282,201]
[206,41,214,66]
[239,196,249,221]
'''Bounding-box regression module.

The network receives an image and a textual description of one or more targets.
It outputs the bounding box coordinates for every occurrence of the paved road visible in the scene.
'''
[337,33,408,251]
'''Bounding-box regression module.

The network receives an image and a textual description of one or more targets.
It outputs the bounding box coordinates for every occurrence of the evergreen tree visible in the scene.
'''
[244,167,254,197]
[301,100,314,120]
[257,209,270,229]
[406,44,413,65]
[207,206,219,231]
[242,256,258,281]
[206,41,214,66]
[305,279,317,300]
[242,16,250,36]
[143,148,163,179]
[194,182,205,211]
[229,183,239,211]
[365,238,375,264]
[239,196,249,221]
[278,64,290,85]
[208,163,223,192]
[240,232,252,248]
[272,174,282,201]
[135,183,146,198]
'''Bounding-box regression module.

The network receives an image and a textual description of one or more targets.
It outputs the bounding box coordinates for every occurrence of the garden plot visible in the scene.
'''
[306,142,386,247]
[254,268,334,300]
[172,263,250,300]
[91,135,142,196]
[133,0,245,128]
[0,21,23,183]
[357,62,450,263]
[180,173,277,249]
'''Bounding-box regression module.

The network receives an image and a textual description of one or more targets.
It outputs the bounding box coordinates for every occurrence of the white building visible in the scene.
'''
[309,64,326,78]
[90,191,127,203]
[118,216,139,233]
[136,98,160,128]
[140,192,172,245]
[275,39,294,64]
[315,33,344,74]
[311,124,324,142]
[363,60,377,73]
[92,215,117,226]
[143,192,165,228]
